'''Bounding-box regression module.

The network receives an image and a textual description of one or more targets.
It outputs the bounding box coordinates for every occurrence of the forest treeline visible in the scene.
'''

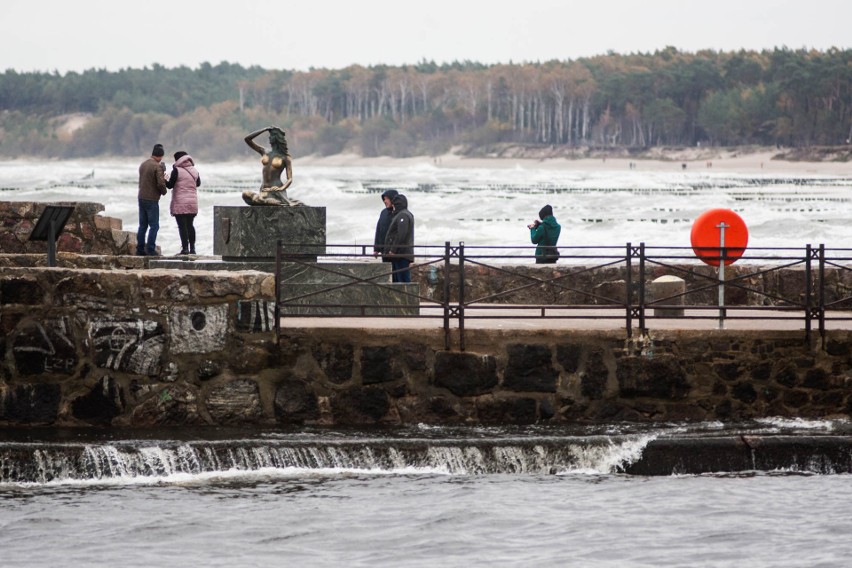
[1,47,851,160]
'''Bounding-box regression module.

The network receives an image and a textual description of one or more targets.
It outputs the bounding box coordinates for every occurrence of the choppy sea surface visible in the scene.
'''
[2,158,852,257]
[1,419,852,568]
[3,160,852,566]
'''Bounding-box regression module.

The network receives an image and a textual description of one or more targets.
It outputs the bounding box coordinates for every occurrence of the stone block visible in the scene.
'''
[312,343,355,384]
[71,376,125,425]
[149,260,391,286]
[95,215,122,230]
[361,346,404,385]
[593,279,627,304]
[0,383,61,424]
[12,318,77,375]
[503,344,558,393]
[168,305,229,354]
[330,387,390,424]
[279,261,391,284]
[280,283,420,316]
[434,351,498,396]
[649,275,685,317]
[274,380,320,424]
[111,229,133,249]
[236,300,276,332]
[89,318,165,376]
[207,379,263,423]
[213,205,326,260]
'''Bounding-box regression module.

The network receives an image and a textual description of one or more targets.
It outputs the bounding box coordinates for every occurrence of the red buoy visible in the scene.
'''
[690,208,748,266]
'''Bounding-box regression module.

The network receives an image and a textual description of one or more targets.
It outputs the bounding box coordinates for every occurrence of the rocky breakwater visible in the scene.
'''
[0,266,277,427]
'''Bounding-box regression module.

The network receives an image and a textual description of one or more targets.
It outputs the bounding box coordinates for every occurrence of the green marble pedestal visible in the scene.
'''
[213,206,326,261]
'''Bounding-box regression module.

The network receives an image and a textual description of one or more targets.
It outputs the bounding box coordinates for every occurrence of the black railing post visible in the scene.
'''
[274,238,282,345]
[805,244,812,343]
[638,242,646,334]
[819,244,826,343]
[458,241,466,352]
[443,241,451,351]
[625,242,633,337]
[47,219,58,267]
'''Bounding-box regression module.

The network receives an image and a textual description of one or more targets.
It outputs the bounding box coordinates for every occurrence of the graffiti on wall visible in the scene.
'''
[89,319,165,376]
[168,304,228,354]
[236,300,275,332]
[11,318,77,375]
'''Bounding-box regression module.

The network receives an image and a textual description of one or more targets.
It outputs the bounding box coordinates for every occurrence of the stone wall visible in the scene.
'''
[272,327,852,425]
[2,266,851,427]
[0,201,136,255]
[410,262,852,308]
[1,267,277,427]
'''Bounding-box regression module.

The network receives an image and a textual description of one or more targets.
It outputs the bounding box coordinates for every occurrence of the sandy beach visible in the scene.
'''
[299,148,852,176]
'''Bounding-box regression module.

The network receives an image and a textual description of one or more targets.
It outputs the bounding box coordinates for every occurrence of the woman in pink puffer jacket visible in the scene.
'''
[166,151,201,255]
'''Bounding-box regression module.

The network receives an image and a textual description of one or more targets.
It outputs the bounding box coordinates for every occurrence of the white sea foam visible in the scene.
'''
[2,159,852,258]
[754,416,847,432]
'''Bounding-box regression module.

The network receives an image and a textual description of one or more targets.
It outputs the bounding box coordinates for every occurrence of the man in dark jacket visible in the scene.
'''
[529,204,561,264]
[384,194,414,283]
[373,189,399,261]
[136,143,168,256]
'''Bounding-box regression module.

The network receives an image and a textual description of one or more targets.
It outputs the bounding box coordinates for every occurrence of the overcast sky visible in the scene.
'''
[2,0,850,74]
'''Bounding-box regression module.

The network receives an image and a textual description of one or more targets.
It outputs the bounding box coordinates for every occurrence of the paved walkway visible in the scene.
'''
[279,304,852,332]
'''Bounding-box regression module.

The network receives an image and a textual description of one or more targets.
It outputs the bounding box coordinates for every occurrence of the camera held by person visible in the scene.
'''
[527,219,541,229]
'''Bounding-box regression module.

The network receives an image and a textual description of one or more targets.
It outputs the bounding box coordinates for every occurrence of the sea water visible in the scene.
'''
[1,421,851,567]
[2,160,852,566]
[2,158,852,257]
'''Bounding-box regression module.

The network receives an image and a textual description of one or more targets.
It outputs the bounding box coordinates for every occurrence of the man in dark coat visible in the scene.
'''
[136,143,168,256]
[373,189,399,261]
[384,194,414,283]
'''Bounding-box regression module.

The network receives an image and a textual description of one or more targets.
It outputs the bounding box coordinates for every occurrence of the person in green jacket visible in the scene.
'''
[528,204,561,263]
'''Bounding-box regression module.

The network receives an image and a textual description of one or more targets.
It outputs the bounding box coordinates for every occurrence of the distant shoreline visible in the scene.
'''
[8,146,852,177]
[299,147,852,176]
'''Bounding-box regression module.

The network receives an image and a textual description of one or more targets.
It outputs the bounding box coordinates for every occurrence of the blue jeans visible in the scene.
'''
[136,199,159,255]
[391,258,411,283]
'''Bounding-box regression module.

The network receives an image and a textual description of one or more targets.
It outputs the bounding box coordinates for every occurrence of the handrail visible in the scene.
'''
[275,241,852,350]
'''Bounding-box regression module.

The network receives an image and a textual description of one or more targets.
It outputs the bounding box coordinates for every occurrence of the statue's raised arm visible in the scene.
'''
[241,126,302,206]
[244,126,272,156]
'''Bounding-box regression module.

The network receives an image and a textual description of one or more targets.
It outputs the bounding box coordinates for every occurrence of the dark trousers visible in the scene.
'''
[136,199,159,255]
[175,213,196,252]
[391,258,411,283]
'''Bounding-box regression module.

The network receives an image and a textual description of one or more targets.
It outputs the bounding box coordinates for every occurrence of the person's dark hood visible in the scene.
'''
[381,189,399,203]
[392,194,408,210]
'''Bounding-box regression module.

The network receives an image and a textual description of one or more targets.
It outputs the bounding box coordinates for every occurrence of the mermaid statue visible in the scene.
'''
[241,126,303,206]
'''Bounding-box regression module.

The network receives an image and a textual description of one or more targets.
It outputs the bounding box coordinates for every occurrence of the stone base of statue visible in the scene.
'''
[213,206,325,261]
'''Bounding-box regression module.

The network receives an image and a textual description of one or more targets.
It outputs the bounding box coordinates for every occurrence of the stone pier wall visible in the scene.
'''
[2,267,851,428]
[1,267,277,426]
[410,262,852,307]
[272,327,852,425]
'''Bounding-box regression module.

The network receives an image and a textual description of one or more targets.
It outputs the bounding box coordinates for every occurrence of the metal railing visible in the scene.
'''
[274,241,852,350]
